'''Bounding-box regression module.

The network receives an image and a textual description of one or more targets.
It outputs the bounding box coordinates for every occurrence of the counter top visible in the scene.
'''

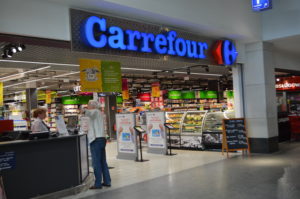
[0,134,87,146]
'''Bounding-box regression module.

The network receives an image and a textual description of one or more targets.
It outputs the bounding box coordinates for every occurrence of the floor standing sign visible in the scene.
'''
[146,112,167,154]
[222,118,250,157]
[116,113,138,160]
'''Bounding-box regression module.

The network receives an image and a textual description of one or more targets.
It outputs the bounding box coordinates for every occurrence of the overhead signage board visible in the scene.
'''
[71,9,238,66]
[276,76,300,91]
[252,0,272,12]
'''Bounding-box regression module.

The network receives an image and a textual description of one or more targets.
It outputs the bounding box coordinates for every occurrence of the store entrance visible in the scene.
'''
[275,68,300,142]
[0,41,237,152]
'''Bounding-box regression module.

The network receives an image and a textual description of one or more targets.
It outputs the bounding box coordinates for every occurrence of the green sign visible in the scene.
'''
[182,91,195,99]
[168,90,182,99]
[206,91,218,99]
[198,91,218,99]
[62,96,92,105]
[199,91,207,99]
[101,61,122,92]
[116,96,123,104]
[225,91,234,99]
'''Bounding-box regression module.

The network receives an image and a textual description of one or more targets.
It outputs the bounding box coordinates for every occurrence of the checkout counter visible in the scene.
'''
[0,132,89,199]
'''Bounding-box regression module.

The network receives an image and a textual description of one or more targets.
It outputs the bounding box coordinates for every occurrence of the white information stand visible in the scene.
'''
[116,113,138,160]
[146,112,167,154]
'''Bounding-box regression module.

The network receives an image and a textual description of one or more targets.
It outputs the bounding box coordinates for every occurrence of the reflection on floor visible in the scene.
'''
[75,141,300,199]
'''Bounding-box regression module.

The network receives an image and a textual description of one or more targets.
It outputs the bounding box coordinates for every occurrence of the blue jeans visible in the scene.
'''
[90,138,111,188]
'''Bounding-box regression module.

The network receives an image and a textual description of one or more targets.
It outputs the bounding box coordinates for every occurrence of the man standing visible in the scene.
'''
[84,100,111,189]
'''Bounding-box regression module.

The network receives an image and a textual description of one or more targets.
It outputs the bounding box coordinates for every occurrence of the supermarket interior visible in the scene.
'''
[0,41,236,150]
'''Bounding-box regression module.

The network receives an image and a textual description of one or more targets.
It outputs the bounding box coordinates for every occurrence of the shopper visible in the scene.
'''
[83,100,111,189]
[31,108,50,133]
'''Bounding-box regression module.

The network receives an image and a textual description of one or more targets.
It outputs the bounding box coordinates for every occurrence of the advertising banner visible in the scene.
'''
[46,90,52,104]
[116,113,137,160]
[101,61,122,92]
[151,82,160,97]
[146,112,167,153]
[80,59,102,92]
[0,82,3,106]
[168,90,181,99]
[122,79,129,100]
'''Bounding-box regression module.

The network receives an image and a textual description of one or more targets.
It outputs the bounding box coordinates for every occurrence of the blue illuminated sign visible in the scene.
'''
[82,16,237,65]
[252,0,272,12]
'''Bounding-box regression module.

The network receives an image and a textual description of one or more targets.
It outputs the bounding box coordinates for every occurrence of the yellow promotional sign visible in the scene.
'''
[80,59,102,92]
[122,90,129,100]
[46,90,52,104]
[151,82,160,97]
[0,82,3,106]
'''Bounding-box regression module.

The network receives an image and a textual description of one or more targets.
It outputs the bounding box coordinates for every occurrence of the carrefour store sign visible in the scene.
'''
[71,9,238,65]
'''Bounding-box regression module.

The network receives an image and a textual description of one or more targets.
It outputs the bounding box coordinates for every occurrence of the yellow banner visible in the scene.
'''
[0,82,3,106]
[80,59,102,92]
[46,90,52,104]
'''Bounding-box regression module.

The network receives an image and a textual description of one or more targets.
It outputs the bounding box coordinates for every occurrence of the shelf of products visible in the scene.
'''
[181,111,207,134]
[47,102,63,132]
[165,111,185,134]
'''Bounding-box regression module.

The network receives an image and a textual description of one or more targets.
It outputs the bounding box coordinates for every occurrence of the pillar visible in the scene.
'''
[244,42,278,153]
[104,95,117,139]
[26,88,37,120]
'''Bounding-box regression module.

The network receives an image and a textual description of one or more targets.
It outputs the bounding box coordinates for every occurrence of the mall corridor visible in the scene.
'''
[78,142,300,199]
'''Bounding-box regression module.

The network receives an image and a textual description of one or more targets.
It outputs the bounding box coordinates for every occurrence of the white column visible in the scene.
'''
[232,64,244,118]
[243,42,278,153]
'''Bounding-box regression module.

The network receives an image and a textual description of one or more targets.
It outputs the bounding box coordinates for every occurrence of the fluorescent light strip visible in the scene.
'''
[174,71,222,76]
[0,65,51,82]
[4,90,25,96]
[4,71,80,88]
[53,71,79,78]
[122,67,160,72]
[4,77,50,88]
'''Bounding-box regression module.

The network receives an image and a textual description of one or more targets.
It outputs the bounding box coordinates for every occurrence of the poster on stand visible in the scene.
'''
[146,112,167,154]
[116,113,137,160]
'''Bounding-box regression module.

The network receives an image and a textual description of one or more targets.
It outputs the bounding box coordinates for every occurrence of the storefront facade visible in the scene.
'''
[1,0,300,152]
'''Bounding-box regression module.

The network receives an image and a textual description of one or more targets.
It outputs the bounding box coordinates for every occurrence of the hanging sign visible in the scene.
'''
[0,82,3,106]
[116,113,138,160]
[101,61,122,92]
[151,82,161,97]
[122,78,129,100]
[80,59,102,92]
[168,90,182,99]
[146,112,166,149]
[252,0,272,12]
[46,90,52,104]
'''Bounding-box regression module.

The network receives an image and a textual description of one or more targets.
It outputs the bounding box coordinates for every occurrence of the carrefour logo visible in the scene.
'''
[82,16,238,65]
[212,40,238,65]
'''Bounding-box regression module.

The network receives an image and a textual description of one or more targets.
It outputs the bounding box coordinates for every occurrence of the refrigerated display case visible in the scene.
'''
[181,111,207,134]
[202,110,235,149]
[165,111,184,134]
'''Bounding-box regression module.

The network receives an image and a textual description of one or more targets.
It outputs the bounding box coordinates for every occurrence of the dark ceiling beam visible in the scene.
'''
[0,33,70,49]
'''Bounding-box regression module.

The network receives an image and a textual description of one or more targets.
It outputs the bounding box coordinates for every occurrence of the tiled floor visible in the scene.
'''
[63,142,300,199]
[63,141,240,199]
